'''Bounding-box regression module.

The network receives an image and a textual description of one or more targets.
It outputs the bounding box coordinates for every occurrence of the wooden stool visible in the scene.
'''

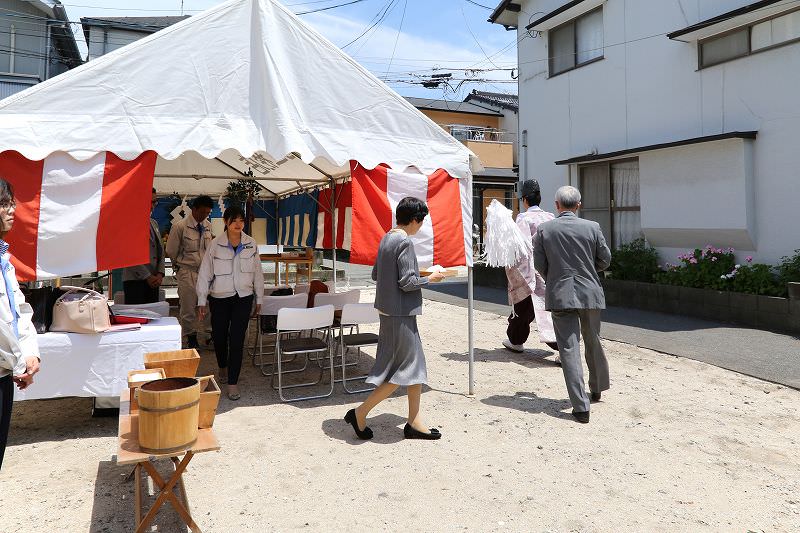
[116,388,220,532]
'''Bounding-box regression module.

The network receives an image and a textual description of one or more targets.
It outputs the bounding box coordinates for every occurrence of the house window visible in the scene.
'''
[699,9,800,68]
[578,159,641,249]
[549,7,604,76]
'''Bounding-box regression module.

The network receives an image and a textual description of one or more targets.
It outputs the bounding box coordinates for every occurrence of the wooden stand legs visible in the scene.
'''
[134,452,200,533]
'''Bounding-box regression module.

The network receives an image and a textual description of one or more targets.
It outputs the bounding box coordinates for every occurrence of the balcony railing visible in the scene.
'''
[446,125,513,144]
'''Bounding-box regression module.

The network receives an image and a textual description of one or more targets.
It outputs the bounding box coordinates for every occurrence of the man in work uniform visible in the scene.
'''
[166,195,214,349]
[122,188,165,304]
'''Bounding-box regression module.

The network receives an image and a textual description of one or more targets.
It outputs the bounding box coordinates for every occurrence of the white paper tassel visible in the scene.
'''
[483,199,531,268]
[170,194,189,224]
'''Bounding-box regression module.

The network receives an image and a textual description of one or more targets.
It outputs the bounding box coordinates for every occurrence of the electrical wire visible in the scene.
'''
[383,0,406,77]
[295,0,369,16]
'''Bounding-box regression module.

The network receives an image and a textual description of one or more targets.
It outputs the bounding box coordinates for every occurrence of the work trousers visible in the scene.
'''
[176,269,208,342]
[208,294,253,386]
[0,374,14,471]
[507,296,536,345]
[123,280,159,305]
[551,309,610,413]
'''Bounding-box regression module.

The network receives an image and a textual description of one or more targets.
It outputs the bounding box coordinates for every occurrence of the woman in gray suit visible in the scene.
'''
[345,197,444,440]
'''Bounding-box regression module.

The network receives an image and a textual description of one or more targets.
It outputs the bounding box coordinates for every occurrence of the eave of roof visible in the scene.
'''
[405,97,504,117]
[555,131,758,165]
[465,91,519,112]
[667,0,784,40]
[488,0,521,28]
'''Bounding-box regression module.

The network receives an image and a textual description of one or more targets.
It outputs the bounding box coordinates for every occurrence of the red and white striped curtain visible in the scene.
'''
[0,151,157,280]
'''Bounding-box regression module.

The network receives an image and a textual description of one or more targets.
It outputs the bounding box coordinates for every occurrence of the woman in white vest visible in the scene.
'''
[0,178,40,470]
[196,205,263,401]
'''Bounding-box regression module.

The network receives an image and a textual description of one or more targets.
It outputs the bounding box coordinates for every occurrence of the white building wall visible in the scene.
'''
[515,0,800,263]
[87,27,149,60]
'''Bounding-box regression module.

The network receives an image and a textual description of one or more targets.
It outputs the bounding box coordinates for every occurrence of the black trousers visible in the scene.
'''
[507,295,536,345]
[208,294,253,386]
[0,374,14,471]
[123,280,159,305]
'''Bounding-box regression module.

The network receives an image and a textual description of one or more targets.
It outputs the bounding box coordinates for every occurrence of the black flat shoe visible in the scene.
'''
[590,392,601,402]
[344,409,373,440]
[545,342,559,351]
[403,423,442,440]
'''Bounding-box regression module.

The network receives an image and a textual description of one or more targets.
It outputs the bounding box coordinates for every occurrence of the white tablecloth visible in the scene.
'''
[14,317,181,401]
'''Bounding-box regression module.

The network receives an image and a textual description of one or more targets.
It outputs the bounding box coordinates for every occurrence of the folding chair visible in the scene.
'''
[313,290,361,363]
[252,293,307,373]
[274,305,335,402]
[337,303,379,394]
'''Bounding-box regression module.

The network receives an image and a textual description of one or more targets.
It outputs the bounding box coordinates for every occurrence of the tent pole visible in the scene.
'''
[330,177,337,289]
[468,265,474,395]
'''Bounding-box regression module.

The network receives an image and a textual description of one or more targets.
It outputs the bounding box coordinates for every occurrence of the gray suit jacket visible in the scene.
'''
[533,211,611,311]
[372,231,429,316]
[123,218,165,281]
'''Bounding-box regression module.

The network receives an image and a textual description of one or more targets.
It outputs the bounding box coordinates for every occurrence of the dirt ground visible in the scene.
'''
[2,294,799,532]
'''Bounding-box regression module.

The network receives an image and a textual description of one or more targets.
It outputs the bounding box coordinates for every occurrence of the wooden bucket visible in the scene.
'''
[137,377,200,454]
[144,349,200,378]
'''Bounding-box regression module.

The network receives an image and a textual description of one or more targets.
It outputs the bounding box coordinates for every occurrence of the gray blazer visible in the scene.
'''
[123,218,165,281]
[533,211,612,311]
[372,231,429,316]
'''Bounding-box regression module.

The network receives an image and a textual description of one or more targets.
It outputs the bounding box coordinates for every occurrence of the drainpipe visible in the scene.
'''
[521,129,528,184]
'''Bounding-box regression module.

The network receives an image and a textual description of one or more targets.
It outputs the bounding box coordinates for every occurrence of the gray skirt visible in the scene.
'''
[366,315,428,386]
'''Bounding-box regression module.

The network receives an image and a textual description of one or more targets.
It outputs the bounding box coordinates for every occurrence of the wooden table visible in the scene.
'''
[261,252,313,285]
[116,388,220,533]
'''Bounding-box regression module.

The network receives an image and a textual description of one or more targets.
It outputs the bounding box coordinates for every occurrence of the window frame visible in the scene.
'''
[548,6,605,78]
[578,157,641,250]
[698,6,800,69]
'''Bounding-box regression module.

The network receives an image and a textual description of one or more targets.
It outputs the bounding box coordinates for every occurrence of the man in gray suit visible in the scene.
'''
[533,186,612,423]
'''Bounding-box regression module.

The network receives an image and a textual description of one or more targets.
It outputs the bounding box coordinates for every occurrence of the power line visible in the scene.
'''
[295,0,370,16]
[341,0,397,50]
[464,0,492,9]
[383,0,406,77]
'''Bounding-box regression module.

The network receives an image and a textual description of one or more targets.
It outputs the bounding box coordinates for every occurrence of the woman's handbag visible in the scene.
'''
[50,286,111,334]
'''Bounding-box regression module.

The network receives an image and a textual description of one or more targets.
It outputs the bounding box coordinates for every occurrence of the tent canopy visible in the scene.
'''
[0,0,478,198]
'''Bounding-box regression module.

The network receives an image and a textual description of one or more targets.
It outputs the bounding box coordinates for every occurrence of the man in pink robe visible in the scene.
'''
[502,180,559,361]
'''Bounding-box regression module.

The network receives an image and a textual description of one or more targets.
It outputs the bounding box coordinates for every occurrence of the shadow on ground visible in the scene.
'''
[90,458,188,532]
[322,412,408,445]
[440,347,559,369]
[481,391,573,421]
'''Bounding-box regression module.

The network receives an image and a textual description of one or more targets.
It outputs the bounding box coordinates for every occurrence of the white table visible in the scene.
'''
[15,317,181,401]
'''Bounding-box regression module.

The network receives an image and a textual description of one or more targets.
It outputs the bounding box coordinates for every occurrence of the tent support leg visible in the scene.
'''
[468,266,474,396]
[330,178,337,289]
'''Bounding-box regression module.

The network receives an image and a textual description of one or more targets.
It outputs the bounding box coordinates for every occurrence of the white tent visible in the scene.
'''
[0,0,478,393]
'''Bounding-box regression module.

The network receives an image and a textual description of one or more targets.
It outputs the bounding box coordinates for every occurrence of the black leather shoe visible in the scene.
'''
[545,342,559,351]
[344,409,373,440]
[572,410,590,423]
[590,392,601,402]
[403,423,442,440]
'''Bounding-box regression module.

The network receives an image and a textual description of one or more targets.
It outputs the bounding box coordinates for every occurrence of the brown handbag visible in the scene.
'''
[50,286,111,334]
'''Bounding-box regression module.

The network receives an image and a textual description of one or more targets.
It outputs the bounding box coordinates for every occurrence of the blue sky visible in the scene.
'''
[62,0,518,100]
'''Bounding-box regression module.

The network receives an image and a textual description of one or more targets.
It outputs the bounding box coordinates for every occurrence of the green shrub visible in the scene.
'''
[777,249,800,284]
[655,246,785,296]
[655,246,735,290]
[609,238,660,282]
[729,262,785,297]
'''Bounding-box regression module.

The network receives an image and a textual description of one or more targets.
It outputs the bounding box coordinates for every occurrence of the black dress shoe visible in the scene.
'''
[403,423,442,440]
[590,392,601,402]
[572,410,590,423]
[344,409,373,440]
